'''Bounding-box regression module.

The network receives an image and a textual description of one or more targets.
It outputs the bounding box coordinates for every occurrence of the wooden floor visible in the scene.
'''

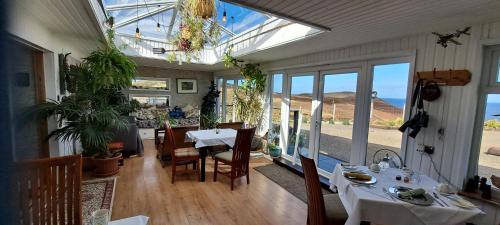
[111,140,307,225]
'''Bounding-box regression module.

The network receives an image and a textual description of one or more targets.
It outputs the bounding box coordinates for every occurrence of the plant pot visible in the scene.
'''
[93,153,121,177]
[82,156,95,171]
[268,146,282,158]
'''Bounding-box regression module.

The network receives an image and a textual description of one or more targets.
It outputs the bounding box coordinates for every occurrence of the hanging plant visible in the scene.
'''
[167,0,221,63]
[186,0,215,19]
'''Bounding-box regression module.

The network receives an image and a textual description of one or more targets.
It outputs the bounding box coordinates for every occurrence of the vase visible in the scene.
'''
[269,146,282,158]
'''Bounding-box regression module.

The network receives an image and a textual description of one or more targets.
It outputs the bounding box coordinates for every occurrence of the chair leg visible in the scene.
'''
[196,159,200,182]
[231,177,234,191]
[246,172,250,184]
[213,159,218,182]
[171,159,176,184]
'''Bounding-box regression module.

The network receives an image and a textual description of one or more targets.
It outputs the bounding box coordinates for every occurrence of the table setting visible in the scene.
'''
[329,164,483,225]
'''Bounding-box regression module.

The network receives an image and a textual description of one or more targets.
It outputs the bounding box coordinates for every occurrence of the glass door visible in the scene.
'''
[316,71,360,173]
[285,74,317,164]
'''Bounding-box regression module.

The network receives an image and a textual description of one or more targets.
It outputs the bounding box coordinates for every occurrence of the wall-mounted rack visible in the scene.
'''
[415,68,471,86]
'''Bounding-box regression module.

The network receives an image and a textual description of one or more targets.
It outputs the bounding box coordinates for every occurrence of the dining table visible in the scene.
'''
[185,128,237,182]
[329,164,484,225]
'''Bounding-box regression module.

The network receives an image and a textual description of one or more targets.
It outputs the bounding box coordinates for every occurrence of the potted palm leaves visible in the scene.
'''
[31,30,137,176]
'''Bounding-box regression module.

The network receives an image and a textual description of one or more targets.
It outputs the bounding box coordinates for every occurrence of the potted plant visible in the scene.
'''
[29,29,137,175]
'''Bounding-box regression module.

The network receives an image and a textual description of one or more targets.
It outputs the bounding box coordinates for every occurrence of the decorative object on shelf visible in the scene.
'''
[432,27,470,48]
[479,177,488,191]
[177,78,198,93]
[492,175,500,189]
[481,184,492,200]
[415,68,471,86]
[168,106,185,119]
[222,46,267,127]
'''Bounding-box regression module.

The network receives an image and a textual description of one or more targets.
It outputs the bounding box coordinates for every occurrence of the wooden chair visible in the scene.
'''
[213,127,256,190]
[300,155,347,225]
[13,155,82,225]
[218,122,244,130]
[166,125,200,184]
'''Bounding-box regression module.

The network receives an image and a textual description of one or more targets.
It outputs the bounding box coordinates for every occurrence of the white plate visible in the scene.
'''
[343,172,377,184]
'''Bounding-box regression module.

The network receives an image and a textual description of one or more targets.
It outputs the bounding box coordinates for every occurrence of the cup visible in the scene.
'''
[92,209,110,225]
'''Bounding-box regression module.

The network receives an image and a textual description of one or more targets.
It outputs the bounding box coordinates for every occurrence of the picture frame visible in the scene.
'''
[177,78,198,94]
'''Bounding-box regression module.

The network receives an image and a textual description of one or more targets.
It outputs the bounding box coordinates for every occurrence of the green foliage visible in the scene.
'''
[200,81,221,128]
[201,111,220,129]
[341,119,351,125]
[222,48,267,126]
[374,118,404,128]
[30,29,137,157]
[484,119,500,129]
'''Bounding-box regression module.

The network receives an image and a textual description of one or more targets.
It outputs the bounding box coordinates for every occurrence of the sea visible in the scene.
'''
[381,98,500,120]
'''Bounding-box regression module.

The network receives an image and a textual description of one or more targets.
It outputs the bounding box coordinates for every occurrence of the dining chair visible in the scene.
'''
[300,155,348,225]
[217,122,244,130]
[166,125,200,184]
[213,127,256,190]
[13,155,82,225]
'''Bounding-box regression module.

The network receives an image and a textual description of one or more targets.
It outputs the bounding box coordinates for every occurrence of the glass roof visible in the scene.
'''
[102,0,272,43]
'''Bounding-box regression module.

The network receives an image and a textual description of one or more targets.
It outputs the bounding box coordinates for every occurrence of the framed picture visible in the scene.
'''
[177,79,198,94]
[131,77,171,91]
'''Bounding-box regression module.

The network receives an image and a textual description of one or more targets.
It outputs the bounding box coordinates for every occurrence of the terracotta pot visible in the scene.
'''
[82,156,95,171]
[93,153,121,177]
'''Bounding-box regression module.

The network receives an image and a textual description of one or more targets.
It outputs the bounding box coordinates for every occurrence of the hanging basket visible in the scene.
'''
[187,0,215,19]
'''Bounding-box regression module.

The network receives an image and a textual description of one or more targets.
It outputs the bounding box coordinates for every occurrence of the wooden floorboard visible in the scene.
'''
[110,140,307,225]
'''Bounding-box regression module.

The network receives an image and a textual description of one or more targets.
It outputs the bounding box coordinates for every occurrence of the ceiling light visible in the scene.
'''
[135,27,141,40]
[156,22,161,32]
[222,11,227,23]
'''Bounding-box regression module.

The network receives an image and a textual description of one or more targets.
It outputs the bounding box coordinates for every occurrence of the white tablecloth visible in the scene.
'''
[329,165,483,225]
[109,215,149,225]
[185,129,237,148]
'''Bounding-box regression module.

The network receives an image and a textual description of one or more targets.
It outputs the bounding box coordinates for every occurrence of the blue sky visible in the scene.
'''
[274,63,411,99]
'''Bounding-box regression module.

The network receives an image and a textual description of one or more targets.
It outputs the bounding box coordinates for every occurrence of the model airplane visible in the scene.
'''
[432,27,471,48]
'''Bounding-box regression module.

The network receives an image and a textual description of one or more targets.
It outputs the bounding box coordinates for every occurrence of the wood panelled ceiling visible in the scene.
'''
[223,0,500,63]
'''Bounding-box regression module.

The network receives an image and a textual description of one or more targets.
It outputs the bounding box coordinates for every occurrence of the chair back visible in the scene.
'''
[166,125,199,150]
[231,127,256,177]
[218,122,244,130]
[300,154,326,225]
[13,155,82,225]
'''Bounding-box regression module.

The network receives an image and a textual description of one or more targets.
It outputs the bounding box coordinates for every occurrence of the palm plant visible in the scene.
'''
[30,29,137,157]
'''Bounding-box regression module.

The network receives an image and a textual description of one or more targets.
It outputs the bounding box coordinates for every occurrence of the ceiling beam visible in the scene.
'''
[114,5,174,29]
[105,0,176,11]
[220,0,331,31]
[167,8,178,38]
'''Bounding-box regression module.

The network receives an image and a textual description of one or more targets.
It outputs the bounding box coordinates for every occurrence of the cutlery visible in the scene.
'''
[382,187,396,202]
[352,183,376,188]
[432,192,449,207]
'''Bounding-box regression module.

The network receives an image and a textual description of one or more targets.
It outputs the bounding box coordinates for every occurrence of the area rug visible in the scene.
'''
[254,164,329,203]
[82,177,117,225]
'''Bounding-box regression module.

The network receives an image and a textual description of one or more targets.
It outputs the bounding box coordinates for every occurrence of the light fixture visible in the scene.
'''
[135,0,140,40]
[156,22,161,32]
[135,27,141,39]
[222,3,227,23]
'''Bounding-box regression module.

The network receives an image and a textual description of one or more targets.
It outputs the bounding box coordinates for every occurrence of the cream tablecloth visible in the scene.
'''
[329,165,483,225]
[185,129,237,148]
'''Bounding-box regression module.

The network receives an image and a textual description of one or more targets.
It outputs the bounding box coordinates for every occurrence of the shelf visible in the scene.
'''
[459,191,500,207]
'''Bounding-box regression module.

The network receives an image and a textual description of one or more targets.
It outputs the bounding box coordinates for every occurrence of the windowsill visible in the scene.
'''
[459,189,500,207]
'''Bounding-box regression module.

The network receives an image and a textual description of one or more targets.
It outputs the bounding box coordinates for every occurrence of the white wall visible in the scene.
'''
[8,2,101,157]
[254,20,500,224]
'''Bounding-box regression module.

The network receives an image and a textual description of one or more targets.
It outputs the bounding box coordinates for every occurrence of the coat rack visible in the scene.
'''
[415,68,471,86]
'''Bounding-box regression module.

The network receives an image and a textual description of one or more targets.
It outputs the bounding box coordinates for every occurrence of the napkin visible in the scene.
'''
[398,188,426,199]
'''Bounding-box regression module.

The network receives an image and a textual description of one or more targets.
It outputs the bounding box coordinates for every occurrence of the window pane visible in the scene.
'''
[478,94,500,179]
[225,80,235,122]
[131,78,169,91]
[270,74,283,146]
[497,58,500,82]
[288,75,314,161]
[367,63,410,165]
[318,73,358,172]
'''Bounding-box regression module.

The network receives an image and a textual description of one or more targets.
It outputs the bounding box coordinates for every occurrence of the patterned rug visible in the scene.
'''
[82,177,116,225]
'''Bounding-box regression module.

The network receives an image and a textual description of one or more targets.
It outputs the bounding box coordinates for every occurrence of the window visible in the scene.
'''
[367,63,410,165]
[131,78,170,91]
[269,74,283,147]
[477,94,500,179]
[129,94,170,108]
[225,80,235,122]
